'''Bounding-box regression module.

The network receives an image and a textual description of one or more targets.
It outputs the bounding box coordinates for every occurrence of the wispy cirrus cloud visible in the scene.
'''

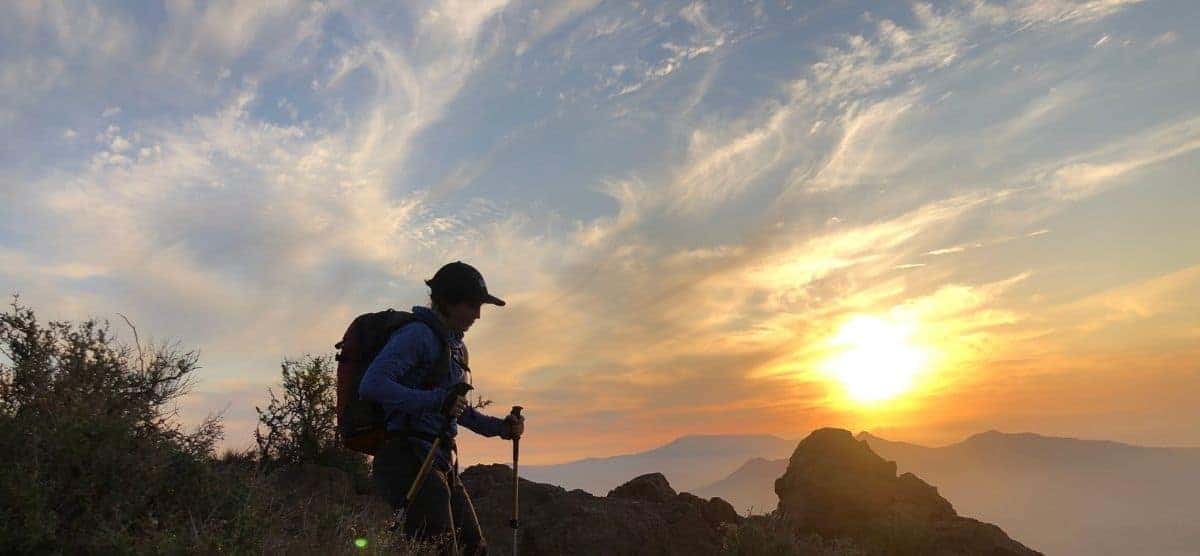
[2,0,519,443]
[1037,116,1200,200]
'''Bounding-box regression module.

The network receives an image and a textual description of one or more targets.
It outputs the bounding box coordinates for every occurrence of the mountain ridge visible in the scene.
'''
[859,429,1200,451]
[519,433,796,495]
[534,433,794,465]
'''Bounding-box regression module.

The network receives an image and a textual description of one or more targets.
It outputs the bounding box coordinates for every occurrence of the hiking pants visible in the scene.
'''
[373,437,487,555]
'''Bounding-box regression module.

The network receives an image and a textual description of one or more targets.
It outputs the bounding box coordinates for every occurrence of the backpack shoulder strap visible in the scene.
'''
[396,311,454,390]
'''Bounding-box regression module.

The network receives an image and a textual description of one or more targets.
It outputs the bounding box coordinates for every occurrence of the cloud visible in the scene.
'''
[1038,116,1200,200]
[2,0,136,59]
[1061,264,1200,333]
[977,0,1146,29]
[805,4,965,106]
[992,84,1089,142]
[925,246,966,256]
[514,0,602,56]
[1149,31,1178,47]
[0,55,66,98]
[422,0,509,40]
[152,0,317,64]
[440,0,1168,457]
[804,93,917,193]
[668,94,795,212]
[2,1,522,447]
[488,185,1020,447]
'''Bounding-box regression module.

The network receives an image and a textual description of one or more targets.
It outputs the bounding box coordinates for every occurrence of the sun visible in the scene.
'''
[820,314,929,404]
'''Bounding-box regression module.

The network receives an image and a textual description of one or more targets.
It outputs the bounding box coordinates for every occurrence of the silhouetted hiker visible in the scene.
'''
[359,261,524,555]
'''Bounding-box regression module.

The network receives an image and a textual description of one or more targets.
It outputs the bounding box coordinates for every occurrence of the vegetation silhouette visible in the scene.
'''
[254,353,373,491]
[0,296,439,554]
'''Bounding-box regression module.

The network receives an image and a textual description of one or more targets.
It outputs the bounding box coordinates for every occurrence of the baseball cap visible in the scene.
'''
[425,261,506,306]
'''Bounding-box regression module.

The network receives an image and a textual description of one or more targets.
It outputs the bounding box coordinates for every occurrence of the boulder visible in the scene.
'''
[607,472,676,502]
[677,491,741,528]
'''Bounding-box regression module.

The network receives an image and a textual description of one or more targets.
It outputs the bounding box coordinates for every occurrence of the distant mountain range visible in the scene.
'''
[693,456,787,514]
[519,434,795,495]
[696,430,1200,556]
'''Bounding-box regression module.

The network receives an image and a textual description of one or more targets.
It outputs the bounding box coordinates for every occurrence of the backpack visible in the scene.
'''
[334,309,453,455]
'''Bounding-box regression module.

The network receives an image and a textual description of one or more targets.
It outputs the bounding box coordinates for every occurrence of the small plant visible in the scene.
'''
[721,511,865,556]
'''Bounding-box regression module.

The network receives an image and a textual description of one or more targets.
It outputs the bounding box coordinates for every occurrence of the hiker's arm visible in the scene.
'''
[358,325,444,412]
[459,405,505,438]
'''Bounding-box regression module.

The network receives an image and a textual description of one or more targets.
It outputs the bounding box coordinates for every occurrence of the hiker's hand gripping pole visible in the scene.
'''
[391,382,474,532]
[510,405,523,556]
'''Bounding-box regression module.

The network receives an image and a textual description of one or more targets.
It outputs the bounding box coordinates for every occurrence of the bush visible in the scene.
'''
[254,353,371,489]
[0,295,249,553]
[721,512,865,556]
[855,511,938,556]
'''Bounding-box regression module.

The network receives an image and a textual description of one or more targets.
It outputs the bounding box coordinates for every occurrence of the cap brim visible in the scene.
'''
[482,293,506,306]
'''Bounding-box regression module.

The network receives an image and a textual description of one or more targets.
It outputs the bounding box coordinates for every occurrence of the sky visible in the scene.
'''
[1,0,1198,466]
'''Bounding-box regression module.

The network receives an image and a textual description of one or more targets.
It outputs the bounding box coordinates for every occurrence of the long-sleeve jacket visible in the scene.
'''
[358,305,504,469]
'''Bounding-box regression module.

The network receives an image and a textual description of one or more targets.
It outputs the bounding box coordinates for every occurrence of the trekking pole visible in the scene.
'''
[510,405,523,556]
[391,382,473,544]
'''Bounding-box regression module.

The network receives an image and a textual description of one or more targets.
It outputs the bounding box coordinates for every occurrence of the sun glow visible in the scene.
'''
[821,315,930,403]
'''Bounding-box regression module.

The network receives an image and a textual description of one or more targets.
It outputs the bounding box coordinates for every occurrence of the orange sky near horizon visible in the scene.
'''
[453,261,1200,467]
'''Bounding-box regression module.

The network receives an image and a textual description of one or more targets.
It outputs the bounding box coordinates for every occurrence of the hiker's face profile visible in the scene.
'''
[444,300,483,332]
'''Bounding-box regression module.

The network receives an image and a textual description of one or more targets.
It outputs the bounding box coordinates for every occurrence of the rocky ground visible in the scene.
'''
[461,465,740,555]
[271,429,1043,555]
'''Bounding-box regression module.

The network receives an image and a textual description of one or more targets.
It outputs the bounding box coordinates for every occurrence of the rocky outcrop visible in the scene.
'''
[774,428,1042,555]
[607,472,677,503]
[460,465,741,555]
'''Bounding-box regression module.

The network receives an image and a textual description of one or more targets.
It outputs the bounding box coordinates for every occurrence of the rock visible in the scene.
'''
[607,472,676,502]
[774,428,1042,555]
[677,491,741,527]
[460,464,741,555]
